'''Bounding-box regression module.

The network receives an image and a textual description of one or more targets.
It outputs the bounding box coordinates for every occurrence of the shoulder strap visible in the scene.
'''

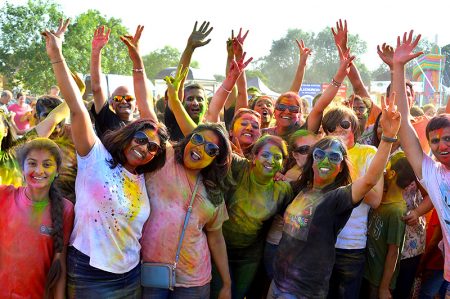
[174,176,200,268]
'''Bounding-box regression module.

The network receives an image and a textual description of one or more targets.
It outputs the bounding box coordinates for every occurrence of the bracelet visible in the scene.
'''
[132,68,144,73]
[381,134,398,143]
[51,60,64,64]
[221,85,232,94]
[331,78,341,88]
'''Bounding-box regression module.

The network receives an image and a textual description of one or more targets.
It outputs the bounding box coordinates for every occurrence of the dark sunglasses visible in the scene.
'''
[113,95,135,102]
[293,145,310,155]
[312,148,343,165]
[275,103,300,113]
[133,131,160,153]
[328,120,351,133]
[190,133,220,157]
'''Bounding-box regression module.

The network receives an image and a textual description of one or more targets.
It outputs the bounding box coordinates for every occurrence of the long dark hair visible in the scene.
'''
[174,123,233,206]
[102,118,169,174]
[16,138,65,299]
[0,112,15,151]
[292,137,352,194]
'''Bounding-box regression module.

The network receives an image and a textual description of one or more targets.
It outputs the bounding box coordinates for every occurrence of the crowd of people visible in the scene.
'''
[0,17,449,299]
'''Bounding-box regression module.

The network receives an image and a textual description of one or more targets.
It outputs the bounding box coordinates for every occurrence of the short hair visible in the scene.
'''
[184,83,205,94]
[389,152,416,189]
[247,86,261,95]
[275,92,302,111]
[410,106,424,117]
[50,85,60,91]
[386,81,414,97]
[426,114,450,140]
[322,105,360,140]
[312,93,323,107]
[250,95,274,110]
[353,95,372,109]
[1,90,12,98]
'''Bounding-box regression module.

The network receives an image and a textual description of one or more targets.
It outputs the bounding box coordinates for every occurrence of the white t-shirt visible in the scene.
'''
[335,143,377,249]
[70,138,150,274]
[420,155,450,281]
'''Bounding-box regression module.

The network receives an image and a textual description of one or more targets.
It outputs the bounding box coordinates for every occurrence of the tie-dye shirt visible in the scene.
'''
[0,185,74,299]
[222,155,293,249]
[70,138,150,274]
[142,146,228,287]
[420,155,450,281]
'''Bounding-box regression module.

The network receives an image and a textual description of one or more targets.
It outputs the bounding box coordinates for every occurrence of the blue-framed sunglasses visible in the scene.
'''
[312,148,343,165]
[190,133,220,157]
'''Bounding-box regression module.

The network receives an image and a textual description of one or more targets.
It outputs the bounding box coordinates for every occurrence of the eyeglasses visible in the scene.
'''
[190,133,220,157]
[133,131,160,153]
[275,104,300,113]
[113,95,135,102]
[328,120,351,133]
[292,145,310,155]
[352,106,367,113]
[312,148,344,165]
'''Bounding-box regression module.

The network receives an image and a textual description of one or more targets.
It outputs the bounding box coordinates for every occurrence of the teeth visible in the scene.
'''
[264,165,273,170]
[243,133,252,137]
[191,151,201,161]
[441,152,449,155]
[320,168,330,172]
[133,149,143,158]
[33,176,45,180]
[282,116,290,119]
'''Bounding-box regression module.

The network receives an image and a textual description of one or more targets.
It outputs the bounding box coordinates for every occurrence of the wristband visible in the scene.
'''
[331,78,341,88]
[381,134,398,143]
[221,85,232,94]
[133,68,144,73]
[51,60,64,64]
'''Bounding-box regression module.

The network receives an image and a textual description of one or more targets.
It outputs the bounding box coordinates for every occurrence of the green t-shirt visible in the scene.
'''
[364,201,407,289]
[222,154,293,248]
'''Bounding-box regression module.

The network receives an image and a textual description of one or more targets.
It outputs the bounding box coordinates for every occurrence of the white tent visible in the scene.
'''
[247,77,280,98]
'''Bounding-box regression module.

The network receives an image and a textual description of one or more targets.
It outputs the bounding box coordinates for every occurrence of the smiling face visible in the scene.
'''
[23,149,59,190]
[231,113,261,149]
[183,129,220,170]
[429,127,450,168]
[292,135,318,168]
[352,98,368,121]
[326,116,355,149]
[111,86,136,121]
[312,142,343,188]
[274,96,301,129]
[183,88,206,124]
[123,128,161,172]
[253,143,284,178]
[254,97,274,125]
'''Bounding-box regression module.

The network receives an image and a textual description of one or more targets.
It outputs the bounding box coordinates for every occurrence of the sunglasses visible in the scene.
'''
[275,103,300,113]
[190,133,220,157]
[312,148,344,165]
[293,145,310,155]
[133,131,160,153]
[328,120,351,133]
[113,95,135,102]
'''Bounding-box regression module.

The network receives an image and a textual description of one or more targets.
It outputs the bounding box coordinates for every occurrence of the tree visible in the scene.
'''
[143,45,180,79]
[255,27,368,93]
[441,44,450,87]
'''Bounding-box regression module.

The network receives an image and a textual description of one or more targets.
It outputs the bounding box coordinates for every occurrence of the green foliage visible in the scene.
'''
[143,45,181,79]
[441,44,450,87]
[0,1,130,94]
[255,27,368,93]
[370,63,391,81]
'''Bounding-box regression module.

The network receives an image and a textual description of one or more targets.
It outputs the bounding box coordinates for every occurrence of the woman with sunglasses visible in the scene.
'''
[43,21,169,298]
[268,95,401,299]
[321,105,384,298]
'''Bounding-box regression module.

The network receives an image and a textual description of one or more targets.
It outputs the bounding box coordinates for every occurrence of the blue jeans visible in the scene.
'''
[327,248,365,299]
[267,280,305,299]
[419,270,446,299]
[142,284,210,299]
[67,246,141,299]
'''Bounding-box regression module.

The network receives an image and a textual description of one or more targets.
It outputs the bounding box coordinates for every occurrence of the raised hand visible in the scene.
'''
[120,25,144,63]
[187,21,213,49]
[164,64,189,100]
[393,30,423,66]
[337,46,355,75]
[92,26,110,52]
[377,43,394,68]
[227,52,253,80]
[331,19,348,53]
[232,28,249,59]
[380,92,401,138]
[296,39,312,64]
[42,18,70,61]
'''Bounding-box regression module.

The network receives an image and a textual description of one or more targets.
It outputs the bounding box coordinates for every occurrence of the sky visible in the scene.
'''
[4,0,450,77]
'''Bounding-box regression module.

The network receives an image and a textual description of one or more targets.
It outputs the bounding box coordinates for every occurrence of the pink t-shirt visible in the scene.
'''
[421,155,450,281]
[0,185,74,299]
[8,103,32,131]
[142,146,228,287]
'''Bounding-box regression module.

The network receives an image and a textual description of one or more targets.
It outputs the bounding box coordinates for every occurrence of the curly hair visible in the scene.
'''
[15,138,65,299]
[102,118,169,174]
[174,123,233,206]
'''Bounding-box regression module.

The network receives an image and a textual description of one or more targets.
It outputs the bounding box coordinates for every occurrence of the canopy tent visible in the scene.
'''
[247,77,280,98]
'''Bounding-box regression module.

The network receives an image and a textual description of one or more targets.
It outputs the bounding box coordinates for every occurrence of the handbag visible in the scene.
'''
[141,177,200,290]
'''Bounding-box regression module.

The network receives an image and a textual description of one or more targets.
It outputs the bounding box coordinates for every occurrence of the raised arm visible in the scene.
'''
[90,26,110,114]
[43,19,96,156]
[307,48,355,132]
[165,65,197,135]
[289,39,311,93]
[34,102,69,137]
[233,29,250,113]
[204,54,252,123]
[177,21,213,102]
[352,93,401,203]
[224,36,238,110]
[391,31,424,179]
[332,19,370,98]
[120,25,157,122]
